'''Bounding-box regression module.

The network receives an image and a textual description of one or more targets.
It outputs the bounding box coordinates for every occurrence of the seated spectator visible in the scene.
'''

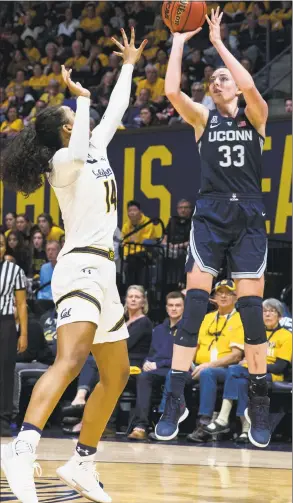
[0,106,24,136]
[6,230,31,275]
[204,23,240,68]
[6,69,29,97]
[28,63,48,93]
[123,88,151,128]
[23,36,41,64]
[40,42,58,69]
[132,54,147,84]
[162,199,193,249]
[20,13,43,41]
[104,53,121,76]
[155,49,168,79]
[223,1,246,22]
[7,49,29,78]
[46,60,66,91]
[148,16,168,47]
[73,29,93,58]
[80,2,102,33]
[58,7,80,37]
[128,291,184,440]
[4,212,17,238]
[39,80,64,107]
[191,82,215,110]
[37,213,64,242]
[110,5,125,30]
[156,100,178,126]
[30,229,47,277]
[203,298,292,443]
[0,87,9,116]
[238,13,266,67]
[24,99,47,125]
[175,280,244,443]
[9,85,35,118]
[285,98,292,113]
[135,64,165,103]
[16,213,31,246]
[65,40,88,72]
[37,241,60,300]
[12,316,55,424]
[185,49,206,83]
[139,104,160,127]
[85,44,109,71]
[122,200,156,254]
[85,59,105,89]
[92,71,115,115]
[97,25,116,54]
[269,1,292,32]
[55,34,72,62]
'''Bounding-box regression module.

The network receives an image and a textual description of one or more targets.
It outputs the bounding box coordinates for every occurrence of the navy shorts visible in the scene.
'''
[185,193,268,279]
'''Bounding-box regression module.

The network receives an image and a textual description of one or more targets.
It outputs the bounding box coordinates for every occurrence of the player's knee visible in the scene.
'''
[174,289,210,348]
[237,296,267,345]
[55,352,88,380]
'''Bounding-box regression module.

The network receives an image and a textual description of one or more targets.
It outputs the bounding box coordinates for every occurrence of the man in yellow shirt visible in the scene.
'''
[157,280,244,442]
[203,298,292,445]
[80,3,102,33]
[65,41,88,71]
[46,60,66,90]
[121,200,157,256]
[37,213,64,242]
[28,63,48,91]
[39,80,64,107]
[135,64,165,103]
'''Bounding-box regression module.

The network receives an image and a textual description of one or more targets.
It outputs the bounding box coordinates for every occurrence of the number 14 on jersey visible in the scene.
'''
[104,179,117,213]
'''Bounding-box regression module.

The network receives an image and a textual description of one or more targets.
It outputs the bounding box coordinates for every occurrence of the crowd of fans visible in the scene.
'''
[0,1,291,135]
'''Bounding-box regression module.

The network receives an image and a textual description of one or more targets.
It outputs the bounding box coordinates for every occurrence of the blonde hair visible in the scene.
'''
[124,285,149,315]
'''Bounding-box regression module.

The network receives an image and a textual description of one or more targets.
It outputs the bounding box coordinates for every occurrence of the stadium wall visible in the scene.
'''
[1,120,292,241]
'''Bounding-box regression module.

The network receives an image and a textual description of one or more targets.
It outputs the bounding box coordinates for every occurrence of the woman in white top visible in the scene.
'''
[1,29,147,503]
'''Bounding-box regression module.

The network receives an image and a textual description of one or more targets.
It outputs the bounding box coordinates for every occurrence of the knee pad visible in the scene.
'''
[237,296,267,345]
[174,289,209,348]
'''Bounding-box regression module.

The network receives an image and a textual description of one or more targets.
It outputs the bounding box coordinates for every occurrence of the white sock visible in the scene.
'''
[17,430,41,451]
[216,399,233,426]
[240,416,250,434]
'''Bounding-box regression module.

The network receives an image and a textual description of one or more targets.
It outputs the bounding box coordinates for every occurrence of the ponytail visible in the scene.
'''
[0,106,66,196]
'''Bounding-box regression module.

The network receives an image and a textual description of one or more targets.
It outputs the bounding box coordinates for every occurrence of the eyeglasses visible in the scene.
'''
[263,308,278,314]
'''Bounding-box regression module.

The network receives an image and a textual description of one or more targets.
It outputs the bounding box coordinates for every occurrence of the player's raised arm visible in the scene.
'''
[165,30,209,131]
[91,28,147,149]
[206,8,268,129]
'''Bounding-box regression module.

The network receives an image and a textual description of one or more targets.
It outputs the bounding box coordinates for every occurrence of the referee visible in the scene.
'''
[0,231,27,437]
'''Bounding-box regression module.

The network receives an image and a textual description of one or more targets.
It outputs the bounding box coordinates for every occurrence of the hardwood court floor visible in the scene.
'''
[1,438,292,503]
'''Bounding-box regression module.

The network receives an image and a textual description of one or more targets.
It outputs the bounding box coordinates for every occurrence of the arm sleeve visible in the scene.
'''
[90,64,134,150]
[267,358,290,375]
[157,358,172,368]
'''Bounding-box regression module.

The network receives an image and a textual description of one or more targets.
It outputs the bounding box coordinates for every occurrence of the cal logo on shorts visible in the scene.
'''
[60,308,72,320]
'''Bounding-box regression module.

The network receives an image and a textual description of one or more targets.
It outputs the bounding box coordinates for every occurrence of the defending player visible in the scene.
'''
[1,28,147,503]
[155,8,271,449]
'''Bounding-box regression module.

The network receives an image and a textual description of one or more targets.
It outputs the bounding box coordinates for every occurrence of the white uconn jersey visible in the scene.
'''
[47,65,134,259]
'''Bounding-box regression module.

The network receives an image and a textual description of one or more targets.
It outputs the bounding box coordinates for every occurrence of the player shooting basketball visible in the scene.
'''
[155,7,271,449]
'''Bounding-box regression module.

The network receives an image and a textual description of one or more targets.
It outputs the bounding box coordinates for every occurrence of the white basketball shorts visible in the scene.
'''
[51,247,129,344]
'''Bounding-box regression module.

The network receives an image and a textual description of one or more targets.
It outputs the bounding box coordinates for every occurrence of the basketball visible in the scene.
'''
[162,1,207,33]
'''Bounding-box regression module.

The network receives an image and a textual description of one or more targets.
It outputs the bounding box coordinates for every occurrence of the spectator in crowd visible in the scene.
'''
[24,99,47,125]
[20,13,43,41]
[110,5,125,30]
[0,87,9,117]
[55,34,72,62]
[79,2,102,33]
[122,200,156,254]
[58,7,80,37]
[40,42,58,68]
[0,231,27,437]
[202,64,215,96]
[155,49,168,78]
[37,214,64,242]
[204,23,240,67]
[7,50,28,78]
[238,13,266,67]
[6,69,29,97]
[191,82,215,110]
[162,199,193,249]
[37,240,60,300]
[0,105,24,136]
[86,59,104,89]
[4,212,17,238]
[16,214,31,246]
[93,71,115,115]
[185,49,206,83]
[28,63,48,93]
[30,229,47,277]
[39,80,64,107]
[133,53,147,83]
[46,60,66,91]
[183,280,245,443]
[10,84,35,115]
[65,40,88,72]
[123,88,151,128]
[285,98,292,113]
[97,25,116,54]
[203,298,292,443]
[23,36,41,64]
[128,291,185,440]
[135,64,165,103]
[139,104,159,127]
[12,317,55,425]
[240,57,253,74]
[6,230,30,275]
[223,1,247,22]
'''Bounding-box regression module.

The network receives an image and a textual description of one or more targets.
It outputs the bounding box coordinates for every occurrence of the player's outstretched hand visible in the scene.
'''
[172,27,202,44]
[205,6,224,46]
[61,65,91,98]
[111,27,147,65]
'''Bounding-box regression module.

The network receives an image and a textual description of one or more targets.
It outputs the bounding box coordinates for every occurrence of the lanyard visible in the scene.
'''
[207,309,236,350]
[267,325,281,342]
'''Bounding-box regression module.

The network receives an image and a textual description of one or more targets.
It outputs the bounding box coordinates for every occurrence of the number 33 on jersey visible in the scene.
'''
[197,109,265,195]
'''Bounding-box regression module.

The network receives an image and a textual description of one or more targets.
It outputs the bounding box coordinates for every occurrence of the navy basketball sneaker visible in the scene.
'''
[245,395,271,448]
[155,393,189,441]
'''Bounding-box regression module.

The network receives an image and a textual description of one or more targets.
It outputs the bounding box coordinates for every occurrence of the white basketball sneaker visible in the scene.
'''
[1,439,41,503]
[56,453,112,503]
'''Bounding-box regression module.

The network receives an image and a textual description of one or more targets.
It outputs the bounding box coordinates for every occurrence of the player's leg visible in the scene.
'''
[1,321,96,503]
[57,339,129,503]
[235,276,270,448]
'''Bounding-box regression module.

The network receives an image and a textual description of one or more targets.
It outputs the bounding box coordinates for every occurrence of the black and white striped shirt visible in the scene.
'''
[0,260,26,316]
